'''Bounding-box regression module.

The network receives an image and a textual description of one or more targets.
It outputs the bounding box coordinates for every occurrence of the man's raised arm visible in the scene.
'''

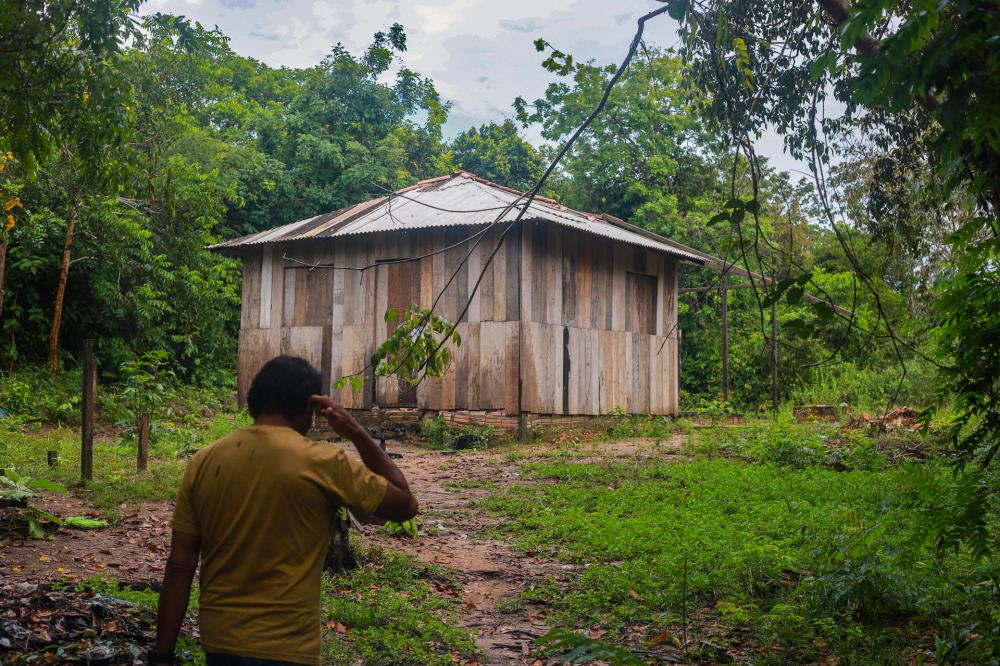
[309,395,418,522]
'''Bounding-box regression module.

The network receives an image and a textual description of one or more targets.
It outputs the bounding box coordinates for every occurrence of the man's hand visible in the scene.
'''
[309,395,364,439]
[309,394,419,522]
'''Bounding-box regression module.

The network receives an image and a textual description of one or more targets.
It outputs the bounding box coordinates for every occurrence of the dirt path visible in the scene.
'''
[362,443,569,664]
[362,436,687,665]
[1,494,172,584]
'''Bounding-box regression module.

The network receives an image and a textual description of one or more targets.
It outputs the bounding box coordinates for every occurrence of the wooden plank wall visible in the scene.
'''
[235,220,680,416]
[519,221,680,416]
[235,225,522,413]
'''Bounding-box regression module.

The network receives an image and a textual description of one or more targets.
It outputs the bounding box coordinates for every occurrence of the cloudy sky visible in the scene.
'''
[140,0,800,173]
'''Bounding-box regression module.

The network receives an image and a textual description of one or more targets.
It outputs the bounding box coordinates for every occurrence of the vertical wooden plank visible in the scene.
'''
[504,321,519,414]
[482,227,498,321]
[492,229,507,321]
[521,222,533,322]
[467,322,481,408]
[604,247,614,330]
[295,267,309,325]
[259,246,273,328]
[561,232,576,326]
[640,332,650,414]
[468,230,481,322]
[330,244,345,393]
[506,223,520,321]
[520,322,537,412]
[271,246,286,337]
[531,223,547,322]
[611,244,627,331]
[650,336,661,414]
[656,254,666,336]
[590,239,602,329]
[588,328,599,414]
[547,226,562,325]
[456,227,470,323]
[420,233,433,309]
[241,253,259,330]
[282,267,296,326]
[578,234,592,330]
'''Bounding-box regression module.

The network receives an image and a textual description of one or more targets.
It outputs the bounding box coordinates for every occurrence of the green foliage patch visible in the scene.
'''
[480,428,999,663]
[322,542,478,665]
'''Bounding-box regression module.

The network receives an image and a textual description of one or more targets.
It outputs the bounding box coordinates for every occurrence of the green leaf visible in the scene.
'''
[29,479,68,493]
[667,0,689,21]
[708,212,730,226]
[64,516,109,529]
[27,516,45,539]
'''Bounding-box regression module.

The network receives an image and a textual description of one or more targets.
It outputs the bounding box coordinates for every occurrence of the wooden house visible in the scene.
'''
[211,172,705,427]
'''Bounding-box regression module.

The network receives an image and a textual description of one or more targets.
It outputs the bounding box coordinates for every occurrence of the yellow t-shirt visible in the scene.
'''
[170,425,387,665]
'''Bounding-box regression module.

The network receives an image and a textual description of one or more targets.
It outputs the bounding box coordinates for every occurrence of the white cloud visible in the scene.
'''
[138,0,804,173]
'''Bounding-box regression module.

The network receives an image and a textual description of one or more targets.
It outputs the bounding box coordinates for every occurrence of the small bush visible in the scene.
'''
[605,408,675,439]
[421,415,505,450]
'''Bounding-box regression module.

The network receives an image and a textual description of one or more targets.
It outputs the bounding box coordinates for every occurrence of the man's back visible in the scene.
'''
[171,424,386,665]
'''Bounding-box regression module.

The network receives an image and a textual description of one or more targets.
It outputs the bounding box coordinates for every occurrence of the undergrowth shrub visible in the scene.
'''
[421,415,505,450]
[0,359,235,428]
[604,408,675,439]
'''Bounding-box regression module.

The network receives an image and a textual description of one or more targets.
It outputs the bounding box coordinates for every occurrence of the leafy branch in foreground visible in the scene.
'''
[0,469,67,538]
[534,628,644,666]
[335,306,461,394]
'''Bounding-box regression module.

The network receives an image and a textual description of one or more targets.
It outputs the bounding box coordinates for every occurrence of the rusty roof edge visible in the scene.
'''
[596,214,709,265]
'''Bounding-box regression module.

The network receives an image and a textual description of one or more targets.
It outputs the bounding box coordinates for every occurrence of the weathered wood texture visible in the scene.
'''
[518,221,679,416]
[235,221,679,415]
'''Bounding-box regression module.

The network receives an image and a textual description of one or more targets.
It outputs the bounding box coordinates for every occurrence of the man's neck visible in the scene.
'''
[254,414,296,429]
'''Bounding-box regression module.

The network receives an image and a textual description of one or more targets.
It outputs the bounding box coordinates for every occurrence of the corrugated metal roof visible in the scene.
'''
[210,172,706,263]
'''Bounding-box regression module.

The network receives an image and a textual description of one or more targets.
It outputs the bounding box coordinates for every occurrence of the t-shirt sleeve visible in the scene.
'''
[322,449,388,518]
[170,461,200,537]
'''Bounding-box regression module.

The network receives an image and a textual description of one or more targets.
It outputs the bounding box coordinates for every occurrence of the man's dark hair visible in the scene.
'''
[246,356,323,420]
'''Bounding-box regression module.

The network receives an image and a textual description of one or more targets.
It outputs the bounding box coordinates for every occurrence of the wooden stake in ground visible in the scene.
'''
[81,339,95,482]
[137,412,150,471]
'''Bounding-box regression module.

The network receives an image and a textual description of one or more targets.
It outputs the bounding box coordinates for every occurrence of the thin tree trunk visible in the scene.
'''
[48,203,79,374]
[0,240,7,323]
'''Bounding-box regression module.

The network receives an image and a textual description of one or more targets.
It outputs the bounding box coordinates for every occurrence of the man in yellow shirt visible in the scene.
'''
[149,356,418,666]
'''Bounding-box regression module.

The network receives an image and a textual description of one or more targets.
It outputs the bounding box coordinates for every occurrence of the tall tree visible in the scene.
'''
[449,120,545,190]
[0,0,140,171]
[668,0,999,551]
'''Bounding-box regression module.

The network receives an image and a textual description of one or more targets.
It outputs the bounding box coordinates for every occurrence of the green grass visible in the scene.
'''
[479,425,999,664]
[322,541,478,665]
[0,412,249,517]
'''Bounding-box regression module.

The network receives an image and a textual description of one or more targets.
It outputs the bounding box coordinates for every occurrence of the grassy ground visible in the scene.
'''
[0,413,248,516]
[479,417,999,664]
[4,411,997,663]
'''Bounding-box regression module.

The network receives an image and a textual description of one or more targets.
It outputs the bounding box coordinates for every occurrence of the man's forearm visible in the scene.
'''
[346,425,411,491]
[154,562,195,657]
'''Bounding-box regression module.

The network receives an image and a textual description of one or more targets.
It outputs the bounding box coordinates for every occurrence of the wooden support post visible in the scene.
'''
[770,303,779,410]
[137,412,150,471]
[81,339,95,482]
[47,451,58,468]
[721,273,730,403]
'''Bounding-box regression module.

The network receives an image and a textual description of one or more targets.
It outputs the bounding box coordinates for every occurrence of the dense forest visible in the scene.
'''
[0,9,946,414]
